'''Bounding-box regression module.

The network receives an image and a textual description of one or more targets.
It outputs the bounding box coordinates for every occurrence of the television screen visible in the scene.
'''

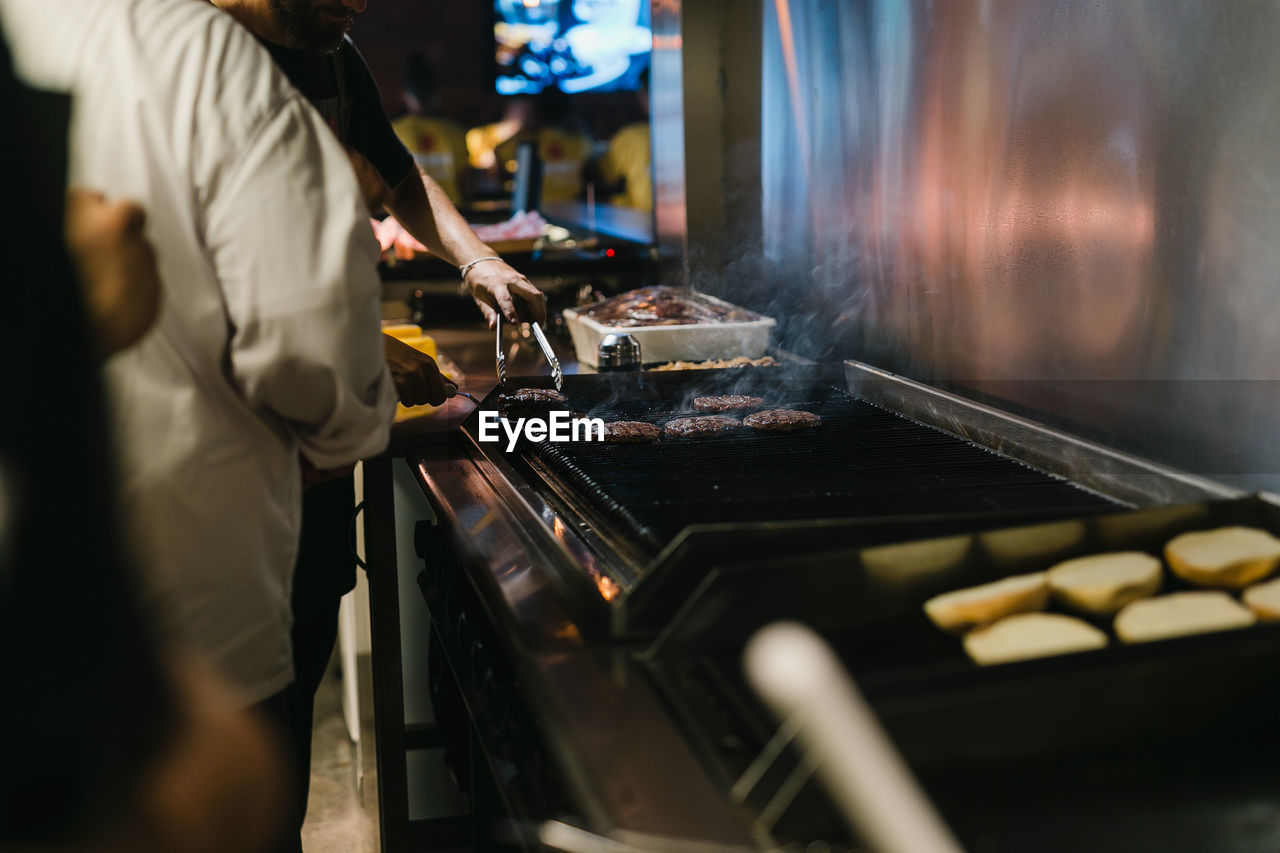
[494,0,652,95]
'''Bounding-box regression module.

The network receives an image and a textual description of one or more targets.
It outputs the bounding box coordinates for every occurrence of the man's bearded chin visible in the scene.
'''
[269,0,353,54]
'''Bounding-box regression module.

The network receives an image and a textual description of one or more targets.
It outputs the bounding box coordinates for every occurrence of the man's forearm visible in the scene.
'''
[384,168,493,268]
[383,166,547,327]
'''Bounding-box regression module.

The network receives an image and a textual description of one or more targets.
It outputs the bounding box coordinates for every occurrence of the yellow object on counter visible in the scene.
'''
[382,322,426,342]
[395,334,438,360]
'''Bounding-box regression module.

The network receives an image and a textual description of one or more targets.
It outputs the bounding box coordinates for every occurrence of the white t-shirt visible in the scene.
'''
[2,0,397,703]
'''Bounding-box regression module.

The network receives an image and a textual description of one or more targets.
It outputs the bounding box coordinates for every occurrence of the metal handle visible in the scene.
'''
[444,378,481,407]
[530,321,563,391]
[535,820,748,853]
[744,622,964,853]
[495,313,507,386]
[348,500,367,571]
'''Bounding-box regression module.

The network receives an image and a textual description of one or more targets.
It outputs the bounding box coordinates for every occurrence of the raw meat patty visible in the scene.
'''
[693,394,764,413]
[742,409,821,431]
[663,415,741,438]
[602,421,661,443]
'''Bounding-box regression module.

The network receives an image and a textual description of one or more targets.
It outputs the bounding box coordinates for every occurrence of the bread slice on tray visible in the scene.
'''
[1242,577,1280,621]
[862,535,972,589]
[980,521,1087,569]
[1047,551,1162,616]
[964,613,1107,666]
[1114,591,1255,644]
[1164,526,1280,590]
[923,572,1048,634]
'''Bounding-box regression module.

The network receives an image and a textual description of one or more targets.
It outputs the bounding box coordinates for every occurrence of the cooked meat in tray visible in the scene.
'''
[575,285,765,327]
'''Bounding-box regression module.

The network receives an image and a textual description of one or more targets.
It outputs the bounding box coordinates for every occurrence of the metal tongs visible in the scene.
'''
[496,313,562,392]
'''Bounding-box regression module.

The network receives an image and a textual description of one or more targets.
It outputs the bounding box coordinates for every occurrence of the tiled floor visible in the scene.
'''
[301,663,379,853]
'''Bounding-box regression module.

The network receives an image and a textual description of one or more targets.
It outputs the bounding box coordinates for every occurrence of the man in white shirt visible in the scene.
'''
[0,0,397,730]
[207,3,546,841]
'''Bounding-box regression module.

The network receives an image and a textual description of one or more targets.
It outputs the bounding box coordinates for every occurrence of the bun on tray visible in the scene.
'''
[963,612,1107,666]
[1047,551,1162,616]
[1114,591,1255,644]
[1164,526,1280,590]
[1242,577,1280,621]
[923,572,1048,634]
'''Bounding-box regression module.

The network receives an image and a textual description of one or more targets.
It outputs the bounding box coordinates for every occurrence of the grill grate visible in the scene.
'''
[506,372,1117,553]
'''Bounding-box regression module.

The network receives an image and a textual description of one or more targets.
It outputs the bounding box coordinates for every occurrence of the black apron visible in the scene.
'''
[294,51,359,618]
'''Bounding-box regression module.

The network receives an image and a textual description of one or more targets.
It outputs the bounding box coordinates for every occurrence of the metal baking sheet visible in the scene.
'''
[644,496,1280,851]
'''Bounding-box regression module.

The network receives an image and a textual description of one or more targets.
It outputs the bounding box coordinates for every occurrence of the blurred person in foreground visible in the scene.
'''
[0,4,402,852]
[0,27,285,853]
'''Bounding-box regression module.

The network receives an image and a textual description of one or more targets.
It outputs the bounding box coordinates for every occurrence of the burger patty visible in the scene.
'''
[742,409,822,431]
[499,387,568,406]
[693,394,765,413]
[602,421,661,443]
[663,415,741,438]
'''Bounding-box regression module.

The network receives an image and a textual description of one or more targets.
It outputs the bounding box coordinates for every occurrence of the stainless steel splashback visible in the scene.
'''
[651,0,764,286]
[650,0,687,283]
[744,0,1280,489]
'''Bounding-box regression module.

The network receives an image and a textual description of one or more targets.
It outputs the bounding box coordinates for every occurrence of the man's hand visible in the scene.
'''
[383,334,449,406]
[464,259,547,329]
[380,167,546,327]
[64,188,163,356]
[347,148,391,213]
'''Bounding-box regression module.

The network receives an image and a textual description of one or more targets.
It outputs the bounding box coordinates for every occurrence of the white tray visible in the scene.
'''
[563,295,776,368]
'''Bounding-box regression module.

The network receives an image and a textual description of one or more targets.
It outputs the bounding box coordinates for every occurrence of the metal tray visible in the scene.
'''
[563,291,776,367]
[644,496,1280,852]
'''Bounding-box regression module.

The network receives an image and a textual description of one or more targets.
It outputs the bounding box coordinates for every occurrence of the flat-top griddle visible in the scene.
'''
[463,367,1122,637]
